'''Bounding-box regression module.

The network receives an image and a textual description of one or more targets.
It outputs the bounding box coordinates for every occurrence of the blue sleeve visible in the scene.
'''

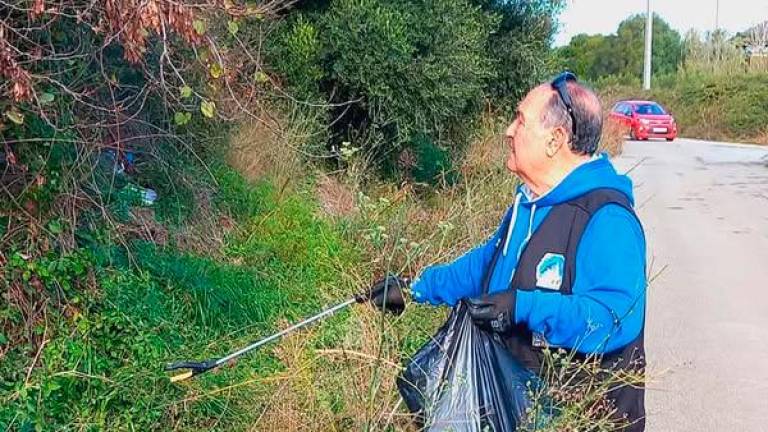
[411,208,510,306]
[514,205,646,354]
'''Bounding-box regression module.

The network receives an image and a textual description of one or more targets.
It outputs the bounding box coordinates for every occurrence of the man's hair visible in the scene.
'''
[541,81,603,155]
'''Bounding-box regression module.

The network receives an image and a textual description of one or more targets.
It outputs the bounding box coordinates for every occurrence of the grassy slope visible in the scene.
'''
[1,114,517,430]
[1,171,363,430]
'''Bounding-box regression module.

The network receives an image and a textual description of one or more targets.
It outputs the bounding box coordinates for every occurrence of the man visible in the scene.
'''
[385,72,647,430]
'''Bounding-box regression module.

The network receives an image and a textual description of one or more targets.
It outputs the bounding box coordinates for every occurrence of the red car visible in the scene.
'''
[609,100,678,141]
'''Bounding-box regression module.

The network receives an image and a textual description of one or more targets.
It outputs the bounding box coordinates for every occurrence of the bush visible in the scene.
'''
[266,0,561,172]
[320,0,494,152]
[267,16,325,102]
[406,134,457,186]
[600,116,627,157]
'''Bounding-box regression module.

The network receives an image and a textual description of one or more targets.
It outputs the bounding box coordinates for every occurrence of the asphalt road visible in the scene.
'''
[612,138,768,432]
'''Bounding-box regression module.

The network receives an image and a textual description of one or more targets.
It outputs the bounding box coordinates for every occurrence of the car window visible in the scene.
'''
[613,103,630,116]
[634,103,666,115]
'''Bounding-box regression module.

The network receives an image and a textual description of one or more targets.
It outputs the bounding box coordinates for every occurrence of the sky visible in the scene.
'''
[554,0,768,46]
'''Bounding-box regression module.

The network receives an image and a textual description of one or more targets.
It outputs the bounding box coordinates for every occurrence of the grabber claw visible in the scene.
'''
[165,359,219,383]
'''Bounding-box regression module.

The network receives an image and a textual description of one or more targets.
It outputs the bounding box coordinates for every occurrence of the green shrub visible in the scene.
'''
[317,0,494,152]
[677,72,768,138]
[407,134,457,186]
[267,16,325,102]
[266,0,560,172]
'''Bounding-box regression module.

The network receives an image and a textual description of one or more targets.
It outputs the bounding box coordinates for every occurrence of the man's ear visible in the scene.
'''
[546,126,568,157]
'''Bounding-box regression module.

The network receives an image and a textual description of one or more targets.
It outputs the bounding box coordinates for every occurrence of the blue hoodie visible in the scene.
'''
[411,155,646,354]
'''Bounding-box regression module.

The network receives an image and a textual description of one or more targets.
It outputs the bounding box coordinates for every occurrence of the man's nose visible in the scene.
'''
[505,123,516,141]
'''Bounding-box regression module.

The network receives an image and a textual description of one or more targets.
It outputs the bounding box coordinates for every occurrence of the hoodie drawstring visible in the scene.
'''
[516,203,536,259]
[502,193,522,257]
[524,204,536,249]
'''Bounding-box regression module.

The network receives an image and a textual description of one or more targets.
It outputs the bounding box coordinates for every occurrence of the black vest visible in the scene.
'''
[482,188,646,432]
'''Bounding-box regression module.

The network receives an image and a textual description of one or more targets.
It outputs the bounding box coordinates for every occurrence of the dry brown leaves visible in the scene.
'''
[0,27,33,102]
[1,0,209,103]
[104,0,203,63]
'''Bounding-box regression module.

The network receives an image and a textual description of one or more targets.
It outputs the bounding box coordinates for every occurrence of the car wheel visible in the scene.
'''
[666,138,674,142]
[629,129,637,141]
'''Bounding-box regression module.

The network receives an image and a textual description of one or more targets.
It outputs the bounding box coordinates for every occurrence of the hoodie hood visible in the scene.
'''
[501,154,634,257]
[520,154,635,207]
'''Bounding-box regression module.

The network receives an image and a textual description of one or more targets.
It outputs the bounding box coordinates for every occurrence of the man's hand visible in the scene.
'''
[409,275,448,305]
[466,290,517,333]
[367,275,409,315]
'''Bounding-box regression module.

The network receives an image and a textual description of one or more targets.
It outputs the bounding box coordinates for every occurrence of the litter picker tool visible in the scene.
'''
[165,276,409,382]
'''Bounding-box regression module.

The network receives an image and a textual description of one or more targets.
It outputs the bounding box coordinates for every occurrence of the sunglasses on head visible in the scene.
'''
[551,71,578,139]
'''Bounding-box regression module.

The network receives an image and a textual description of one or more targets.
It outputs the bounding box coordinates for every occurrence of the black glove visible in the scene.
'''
[466,289,517,333]
[361,275,409,315]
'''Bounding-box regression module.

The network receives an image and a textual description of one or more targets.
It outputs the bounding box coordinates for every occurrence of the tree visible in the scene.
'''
[614,13,682,77]
[557,33,619,79]
[558,13,681,81]
[267,0,564,170]
[478,0,564,106]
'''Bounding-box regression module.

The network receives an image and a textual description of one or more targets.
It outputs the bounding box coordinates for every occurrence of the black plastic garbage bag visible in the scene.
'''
[397,302,540,431]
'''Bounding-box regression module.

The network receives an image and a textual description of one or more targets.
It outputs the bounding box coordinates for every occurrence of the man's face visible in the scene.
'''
[504,86,555,178]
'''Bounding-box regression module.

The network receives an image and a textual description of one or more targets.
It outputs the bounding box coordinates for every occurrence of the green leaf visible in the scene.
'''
[0,332,7,345]
[193,20,206,35]
[180,85,192,98]
[210,63,223,79]
[200,101,216,118]
[254,71,269,83]
[227,20,239,36]
[5,110,24,125]
[198,48,210,62]
[39,92,55,104]
[174,112,191,126]
[48,219,63,234]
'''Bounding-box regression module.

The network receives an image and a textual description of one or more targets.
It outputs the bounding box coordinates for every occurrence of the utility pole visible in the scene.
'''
[643,0,653,90]
[715,0,720,31]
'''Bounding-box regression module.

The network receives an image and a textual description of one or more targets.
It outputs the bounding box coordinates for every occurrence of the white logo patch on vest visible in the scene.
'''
[535,253,565,290]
